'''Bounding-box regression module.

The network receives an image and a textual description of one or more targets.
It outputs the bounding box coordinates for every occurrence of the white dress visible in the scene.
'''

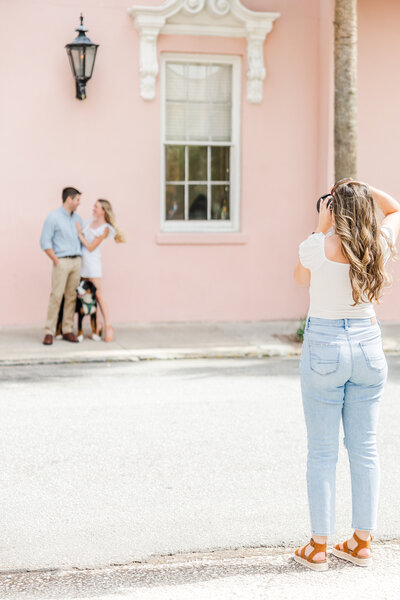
[81,219,115,278]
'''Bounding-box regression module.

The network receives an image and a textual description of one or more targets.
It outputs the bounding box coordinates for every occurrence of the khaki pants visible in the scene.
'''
[44,257,82,335]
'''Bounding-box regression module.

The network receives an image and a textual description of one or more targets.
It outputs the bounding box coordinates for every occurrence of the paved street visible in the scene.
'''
[1,357,400,597]
[2,542,400,600]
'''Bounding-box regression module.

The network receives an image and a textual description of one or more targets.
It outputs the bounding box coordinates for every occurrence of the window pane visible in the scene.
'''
[210,105,231,141]
[166,185,185,220]
[189,185,208,220]
[187,103,210,141]
[189,146,207,181]
[209,65,232,103]
[166,146,185,181]
[165,62,233,143]
[166,63,187,101]
[187,64,208,102]
[166,103,186,140]
[211,185,230,220]
[211,147,230,181]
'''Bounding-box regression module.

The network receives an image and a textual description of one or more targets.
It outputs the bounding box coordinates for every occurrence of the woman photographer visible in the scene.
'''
[293,180,400,570]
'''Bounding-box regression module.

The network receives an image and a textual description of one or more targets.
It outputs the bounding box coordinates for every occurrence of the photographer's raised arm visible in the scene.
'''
[294,197,333,287]
[369,186,400,239]
[294,261,311,286]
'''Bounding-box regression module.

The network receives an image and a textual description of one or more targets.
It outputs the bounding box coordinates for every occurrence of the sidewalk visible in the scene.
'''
[2,320,400,366]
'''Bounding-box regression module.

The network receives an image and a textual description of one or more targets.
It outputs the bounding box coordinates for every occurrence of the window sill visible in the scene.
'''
[155,233,248,245]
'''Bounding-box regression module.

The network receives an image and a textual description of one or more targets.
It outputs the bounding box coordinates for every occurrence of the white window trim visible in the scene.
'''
[160,53,241,233]
[128,0,280,104]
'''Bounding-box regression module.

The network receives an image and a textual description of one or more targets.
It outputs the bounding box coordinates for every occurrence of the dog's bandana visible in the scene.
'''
[82,295,96,315]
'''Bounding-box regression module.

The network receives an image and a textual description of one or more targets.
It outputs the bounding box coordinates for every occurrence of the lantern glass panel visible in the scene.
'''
[70,47,85,78]
[67,52,75,77]
[84,46,97,79]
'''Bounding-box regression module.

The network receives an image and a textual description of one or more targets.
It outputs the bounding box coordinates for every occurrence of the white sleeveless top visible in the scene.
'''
[299,226,395,319]
[81,219,115,278]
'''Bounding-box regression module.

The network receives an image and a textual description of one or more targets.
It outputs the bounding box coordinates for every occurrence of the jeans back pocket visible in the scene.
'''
[360,338,386,372]
[308,341,340,375]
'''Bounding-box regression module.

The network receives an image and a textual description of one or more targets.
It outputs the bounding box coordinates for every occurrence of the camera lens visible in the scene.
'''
[316,194,333,213]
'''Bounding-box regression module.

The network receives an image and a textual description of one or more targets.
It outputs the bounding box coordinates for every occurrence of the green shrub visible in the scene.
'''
[296,318,307,342]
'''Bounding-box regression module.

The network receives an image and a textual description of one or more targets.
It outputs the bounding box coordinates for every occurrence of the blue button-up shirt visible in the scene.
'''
[40,206,83,257]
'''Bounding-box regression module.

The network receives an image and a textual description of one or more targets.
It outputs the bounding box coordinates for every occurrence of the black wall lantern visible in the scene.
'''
[66,14,99,100]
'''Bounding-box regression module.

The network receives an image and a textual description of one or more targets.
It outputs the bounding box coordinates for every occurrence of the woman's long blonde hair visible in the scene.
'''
[331,180,395,305]
[98,199,125,243]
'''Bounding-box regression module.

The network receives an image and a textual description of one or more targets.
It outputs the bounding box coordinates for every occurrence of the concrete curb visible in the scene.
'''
[0,345,303,366]
[2,344,400,367]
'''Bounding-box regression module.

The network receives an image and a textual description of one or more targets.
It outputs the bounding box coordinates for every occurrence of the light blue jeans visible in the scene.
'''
[300,317,387,536]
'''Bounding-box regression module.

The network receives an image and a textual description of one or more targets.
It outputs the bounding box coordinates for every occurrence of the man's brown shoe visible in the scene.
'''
[62,332,79,343]
[42,334,53,345]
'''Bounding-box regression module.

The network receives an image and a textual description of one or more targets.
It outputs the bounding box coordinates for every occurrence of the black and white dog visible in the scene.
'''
[56,280,100,342]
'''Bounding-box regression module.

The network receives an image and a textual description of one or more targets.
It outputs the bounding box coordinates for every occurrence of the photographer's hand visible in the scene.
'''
[315,197,333,234]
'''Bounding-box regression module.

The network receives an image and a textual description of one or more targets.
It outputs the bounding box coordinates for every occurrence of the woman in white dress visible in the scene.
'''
[76,199,125,342]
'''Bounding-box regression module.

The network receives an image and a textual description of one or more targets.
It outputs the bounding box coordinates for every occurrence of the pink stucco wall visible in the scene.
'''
[357,0,400,319]
[0,0,398,326]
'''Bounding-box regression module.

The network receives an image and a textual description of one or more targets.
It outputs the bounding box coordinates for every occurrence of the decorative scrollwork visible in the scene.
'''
[130,0,280,104]
[208,0,231,16]
[183,0,206,14]
[183,0,231,16]
[246,32,266,104]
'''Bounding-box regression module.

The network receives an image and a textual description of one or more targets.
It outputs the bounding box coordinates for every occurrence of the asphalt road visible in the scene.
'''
[1,358,399,576]
[2,542,400,600]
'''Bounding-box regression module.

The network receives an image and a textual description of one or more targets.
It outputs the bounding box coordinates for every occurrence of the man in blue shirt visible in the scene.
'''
[40,187,83,345]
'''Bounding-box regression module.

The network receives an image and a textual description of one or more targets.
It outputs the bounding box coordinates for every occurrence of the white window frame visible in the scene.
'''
[160,53,241,233]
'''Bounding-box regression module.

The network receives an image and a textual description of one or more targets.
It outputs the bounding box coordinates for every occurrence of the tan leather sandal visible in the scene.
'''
[294,539,328,571]
[332,531,373,567]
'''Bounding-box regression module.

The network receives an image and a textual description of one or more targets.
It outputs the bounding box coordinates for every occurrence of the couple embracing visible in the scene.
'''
[40,187,125,345]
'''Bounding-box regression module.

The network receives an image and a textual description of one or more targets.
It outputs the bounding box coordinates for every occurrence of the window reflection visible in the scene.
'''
[189,186,208,220]
[166,146,185,181]
[212,185,230,220]
[211,147,230,181]
[189,146,207,181]
[166,185,184,220]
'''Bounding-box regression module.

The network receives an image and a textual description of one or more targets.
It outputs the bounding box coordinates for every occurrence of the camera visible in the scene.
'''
[316,194,334,213]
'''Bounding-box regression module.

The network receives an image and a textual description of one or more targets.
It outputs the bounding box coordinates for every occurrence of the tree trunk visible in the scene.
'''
[334,0,358,181]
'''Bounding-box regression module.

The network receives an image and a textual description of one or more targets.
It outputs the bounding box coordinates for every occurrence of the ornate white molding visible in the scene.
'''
[128,0,279,103]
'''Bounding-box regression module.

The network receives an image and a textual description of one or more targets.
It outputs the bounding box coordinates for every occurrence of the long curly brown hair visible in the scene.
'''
[97,199,125,244]
[331,180,395,306]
